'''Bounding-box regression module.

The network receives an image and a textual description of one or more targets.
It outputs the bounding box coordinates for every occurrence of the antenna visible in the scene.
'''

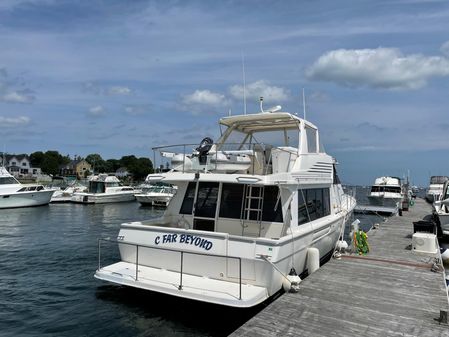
[302,88,306,120]
[242,53,247,115]
[1,145,5,168]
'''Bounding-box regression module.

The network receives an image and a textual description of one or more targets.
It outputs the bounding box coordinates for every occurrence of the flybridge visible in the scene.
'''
[151,111,327,176]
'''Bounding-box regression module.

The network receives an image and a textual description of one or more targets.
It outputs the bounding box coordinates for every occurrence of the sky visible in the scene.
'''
[1,0,449,186]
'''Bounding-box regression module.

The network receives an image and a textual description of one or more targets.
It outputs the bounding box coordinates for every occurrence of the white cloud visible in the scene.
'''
[0,116,31,127]
[124,104,151,116]
[441,41,449,57]
[306,48,449,90]
[88,105,106,117]
[1,91,35,104]
[107,86,132,95]
[229,80,289,102]
[182,90,228,106]
[82,82,132,96]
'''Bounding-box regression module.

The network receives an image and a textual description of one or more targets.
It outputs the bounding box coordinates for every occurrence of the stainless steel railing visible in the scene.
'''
[151,142,299,175]
[97,238,243,300]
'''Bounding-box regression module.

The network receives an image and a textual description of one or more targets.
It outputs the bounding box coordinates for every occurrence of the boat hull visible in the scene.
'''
[95,210,348,307]
[135,193,172,206]
[71,192,136,204]
[0,190,55,209]
[368,195,402,210]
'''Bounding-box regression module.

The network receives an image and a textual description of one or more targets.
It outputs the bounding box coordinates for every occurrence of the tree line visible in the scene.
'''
[29,151,153,181]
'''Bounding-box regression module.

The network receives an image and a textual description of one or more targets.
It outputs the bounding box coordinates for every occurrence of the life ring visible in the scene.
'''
[354,230,369,255]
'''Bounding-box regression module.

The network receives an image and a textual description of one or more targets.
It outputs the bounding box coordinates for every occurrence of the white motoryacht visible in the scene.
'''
[135,181,176,207]
[367,176,403,214]
[0,166,56,209]
[432,180,449,236]
[95,106,356,308]
[426,176,449,203]
[71,174,136,204]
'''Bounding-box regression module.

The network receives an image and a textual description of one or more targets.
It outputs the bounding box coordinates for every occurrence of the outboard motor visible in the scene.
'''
[196,137,213,165]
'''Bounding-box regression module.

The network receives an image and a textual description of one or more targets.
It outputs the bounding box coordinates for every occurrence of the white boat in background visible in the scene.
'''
[135,182,176,207]
[51,182,88,203]
[426,176,449,203]
[366,176,403,214]
[0,166,56,209]
[95,103,356,308]
[71,174,136,204]
[433,180,449,236]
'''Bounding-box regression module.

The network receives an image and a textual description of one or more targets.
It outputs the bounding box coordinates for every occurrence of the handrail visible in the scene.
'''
[152,141,299,175]
[97,238,242,300]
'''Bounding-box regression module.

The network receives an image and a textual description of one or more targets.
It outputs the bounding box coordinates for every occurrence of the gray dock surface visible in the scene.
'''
[231,199,449,337]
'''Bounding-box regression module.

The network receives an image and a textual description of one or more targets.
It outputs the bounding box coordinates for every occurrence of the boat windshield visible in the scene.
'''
[218,128,300,152]
[371,186,401,193]
[0,176,20,185]
[430,176,449,184]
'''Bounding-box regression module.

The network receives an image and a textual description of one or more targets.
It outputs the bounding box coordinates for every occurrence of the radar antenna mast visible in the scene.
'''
[242,53,247,115]
[302,88,306,120]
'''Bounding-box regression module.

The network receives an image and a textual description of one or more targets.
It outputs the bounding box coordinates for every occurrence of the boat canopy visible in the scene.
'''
[219,112,313,133]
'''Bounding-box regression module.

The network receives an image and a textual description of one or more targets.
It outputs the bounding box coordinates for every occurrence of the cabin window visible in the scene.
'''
[262,186,283,222]
[305,127,317,153]
[298,188,330,225]
[219,183,244,219]
[180,182,196,214]
[194,182,219,218]
[89,182,105,193]
[0,177,19,185]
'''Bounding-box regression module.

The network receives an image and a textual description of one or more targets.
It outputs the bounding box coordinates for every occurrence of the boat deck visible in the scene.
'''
[354,204,398,215]
[231,198,449,336]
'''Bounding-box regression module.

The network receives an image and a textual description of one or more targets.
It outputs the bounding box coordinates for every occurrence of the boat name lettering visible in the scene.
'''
[154,233,213,250]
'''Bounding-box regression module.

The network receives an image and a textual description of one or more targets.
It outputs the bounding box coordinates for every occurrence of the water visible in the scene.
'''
[0,203,262,337]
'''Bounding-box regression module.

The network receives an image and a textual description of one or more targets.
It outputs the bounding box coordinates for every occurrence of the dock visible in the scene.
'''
[231,199,449,337]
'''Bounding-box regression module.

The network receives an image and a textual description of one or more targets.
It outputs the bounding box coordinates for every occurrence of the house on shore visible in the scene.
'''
[1,154,42,178]
[59,159,92,179]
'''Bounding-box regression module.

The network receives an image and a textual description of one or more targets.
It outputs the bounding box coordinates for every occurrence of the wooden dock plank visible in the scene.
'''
[231,199,449,337]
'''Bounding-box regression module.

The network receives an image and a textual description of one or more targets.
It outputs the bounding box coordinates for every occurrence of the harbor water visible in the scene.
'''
[0,203,264,337]
[0,187,421,337]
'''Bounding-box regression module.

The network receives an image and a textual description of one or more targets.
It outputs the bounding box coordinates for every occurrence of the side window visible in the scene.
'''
[180,182,196,215]
[298,188,331,225]
[305,127,317,153]
[306,188,317,221]
[323,188,330,216]
[298,190,308,225]
[219,183,244,219]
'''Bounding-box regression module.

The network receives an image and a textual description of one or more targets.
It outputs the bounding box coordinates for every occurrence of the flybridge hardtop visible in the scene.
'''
[95,108,356,307]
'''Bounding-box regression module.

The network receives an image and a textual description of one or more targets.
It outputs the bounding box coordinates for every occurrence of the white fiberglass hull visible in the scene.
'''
[95,208,351,307]
[135,193,172,206]
[367,194,402,212]
[0,190,55,209]
[71,192,136,204]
